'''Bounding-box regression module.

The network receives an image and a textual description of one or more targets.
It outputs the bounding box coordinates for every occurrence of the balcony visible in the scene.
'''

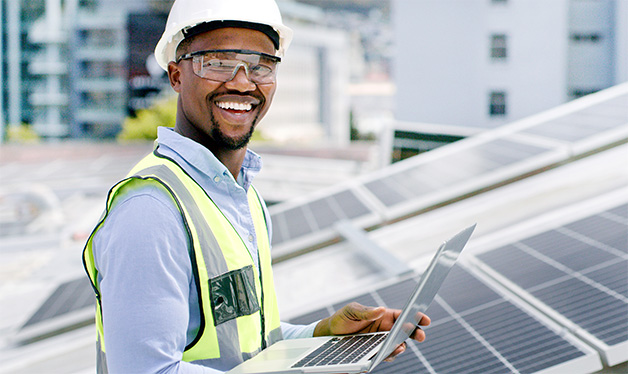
[75,107,125,125]
[29,60,68,76]
[29,91,69,107]
[75,77,126,93]
[74,47,126,62]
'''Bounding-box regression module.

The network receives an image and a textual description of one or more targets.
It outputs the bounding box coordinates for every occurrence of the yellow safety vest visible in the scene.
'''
[83,148,282,373]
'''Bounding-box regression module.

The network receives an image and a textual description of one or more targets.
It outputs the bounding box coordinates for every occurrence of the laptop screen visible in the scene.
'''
[370,224,476,368]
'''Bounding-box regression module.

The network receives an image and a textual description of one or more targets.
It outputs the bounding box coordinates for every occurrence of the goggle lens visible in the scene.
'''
[178,49,280,84]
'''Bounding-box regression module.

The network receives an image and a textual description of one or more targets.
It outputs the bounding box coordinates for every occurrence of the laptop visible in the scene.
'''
[227,224,476,374]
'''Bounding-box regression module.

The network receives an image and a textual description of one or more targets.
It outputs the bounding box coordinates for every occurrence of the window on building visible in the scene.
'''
[491,34,508,60]
[570,33,601,43]
[570,88,600,99]
[489,91,507,116]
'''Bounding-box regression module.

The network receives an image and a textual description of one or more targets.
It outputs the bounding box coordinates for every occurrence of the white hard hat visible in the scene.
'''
[154,0,293,71]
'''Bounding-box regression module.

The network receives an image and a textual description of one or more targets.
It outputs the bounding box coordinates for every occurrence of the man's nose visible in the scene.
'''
[225,64,256,91]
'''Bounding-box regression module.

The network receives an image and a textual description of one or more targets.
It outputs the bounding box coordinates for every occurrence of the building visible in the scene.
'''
[0,0,354,145]
[0,0,163,139]
[393,0,628,128]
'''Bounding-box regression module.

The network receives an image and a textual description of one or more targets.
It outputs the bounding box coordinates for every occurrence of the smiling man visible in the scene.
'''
[82,1,429,373]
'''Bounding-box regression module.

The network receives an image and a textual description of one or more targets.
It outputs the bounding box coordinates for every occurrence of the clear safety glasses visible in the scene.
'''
[176,49,281,85]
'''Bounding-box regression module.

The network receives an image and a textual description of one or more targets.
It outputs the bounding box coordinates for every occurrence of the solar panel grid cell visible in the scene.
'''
[476,139,548,165]
[521,93,628,142]
[562,216,628,254]
[270,211,287,243]
[364,178,408,207]
[376,278,418,308]
[332,190,371,219]
[436,266,502,312]
[281,207,313,240]
[440,149,500,174]
[390,172,430,200]
[579,98,628,119]
[307,198,340,230]
[605,204,628,219]
[408,163,461,188]
[593,308,628,345]
[585,261,628,297]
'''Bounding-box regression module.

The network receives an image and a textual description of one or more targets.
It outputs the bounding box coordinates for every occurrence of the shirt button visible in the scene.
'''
[248,234,254,242]
[213,176,221,183]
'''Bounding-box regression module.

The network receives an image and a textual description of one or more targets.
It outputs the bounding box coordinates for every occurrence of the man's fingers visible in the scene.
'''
[417,313,431,326]
[344,302,385,322]
[411,326,427,342]
[384,343,406,362]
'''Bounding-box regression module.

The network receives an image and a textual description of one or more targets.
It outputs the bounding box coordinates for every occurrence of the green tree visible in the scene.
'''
[6,124,40,143]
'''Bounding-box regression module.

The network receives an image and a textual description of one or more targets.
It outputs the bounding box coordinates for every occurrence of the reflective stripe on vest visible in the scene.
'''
[82,149,282,372]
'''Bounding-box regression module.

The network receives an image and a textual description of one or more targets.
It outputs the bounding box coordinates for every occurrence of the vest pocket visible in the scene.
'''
[209,265,261,326]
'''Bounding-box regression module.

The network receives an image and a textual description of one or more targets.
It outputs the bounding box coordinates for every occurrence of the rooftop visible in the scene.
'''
[0,82,627,373]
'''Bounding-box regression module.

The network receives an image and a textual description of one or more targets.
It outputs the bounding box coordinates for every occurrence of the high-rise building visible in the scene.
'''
[393,0,628,128]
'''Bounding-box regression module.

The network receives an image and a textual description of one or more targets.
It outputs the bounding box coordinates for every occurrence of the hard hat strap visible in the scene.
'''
[183,20,280,50]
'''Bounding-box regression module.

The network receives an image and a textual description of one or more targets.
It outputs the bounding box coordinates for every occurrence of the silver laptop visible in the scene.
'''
[227,224,476,374]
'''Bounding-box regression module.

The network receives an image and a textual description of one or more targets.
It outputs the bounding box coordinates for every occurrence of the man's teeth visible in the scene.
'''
[216,102,253,111]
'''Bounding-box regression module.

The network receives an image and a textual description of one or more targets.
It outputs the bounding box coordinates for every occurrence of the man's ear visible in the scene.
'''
[167,61,182,93]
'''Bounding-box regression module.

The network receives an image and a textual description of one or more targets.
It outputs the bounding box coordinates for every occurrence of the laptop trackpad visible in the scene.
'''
[264,347,310,361]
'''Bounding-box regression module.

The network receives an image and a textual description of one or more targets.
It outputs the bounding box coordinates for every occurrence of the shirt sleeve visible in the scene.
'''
[93,185,222,374]
[281,321,318,340]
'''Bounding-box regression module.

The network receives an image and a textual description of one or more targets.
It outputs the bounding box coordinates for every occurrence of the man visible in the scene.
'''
[83,0,430,373]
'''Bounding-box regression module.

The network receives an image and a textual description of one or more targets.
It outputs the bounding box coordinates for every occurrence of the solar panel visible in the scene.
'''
[288,265,601,374]
[475,203,628,366]
[269,84,628,256]
[270,187,378,253]
[21,278,94,328]
[521,93,628,145]
[271,135,561,254]
[16,277,95,343]
[363,138,553,206]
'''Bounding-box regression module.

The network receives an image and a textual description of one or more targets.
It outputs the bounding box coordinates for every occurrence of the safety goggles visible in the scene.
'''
[176,49,281,85]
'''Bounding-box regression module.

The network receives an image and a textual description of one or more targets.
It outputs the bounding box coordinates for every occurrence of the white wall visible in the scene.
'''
[568,0,616,93]
[615,0,628,83]
[393,0,569,128]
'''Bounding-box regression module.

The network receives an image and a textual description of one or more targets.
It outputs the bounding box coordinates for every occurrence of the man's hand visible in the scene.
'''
[313,302,431,362]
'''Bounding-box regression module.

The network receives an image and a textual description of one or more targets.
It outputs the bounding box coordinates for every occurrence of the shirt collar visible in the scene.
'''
[155,127,262,190]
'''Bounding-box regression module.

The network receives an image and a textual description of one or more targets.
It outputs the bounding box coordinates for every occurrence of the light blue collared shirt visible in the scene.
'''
[93,127,315,373]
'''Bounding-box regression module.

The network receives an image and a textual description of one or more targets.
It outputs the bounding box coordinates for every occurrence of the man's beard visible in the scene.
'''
[208,106,259,150]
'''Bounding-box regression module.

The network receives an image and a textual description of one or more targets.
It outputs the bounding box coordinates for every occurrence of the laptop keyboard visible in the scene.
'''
[292,333,387,368]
